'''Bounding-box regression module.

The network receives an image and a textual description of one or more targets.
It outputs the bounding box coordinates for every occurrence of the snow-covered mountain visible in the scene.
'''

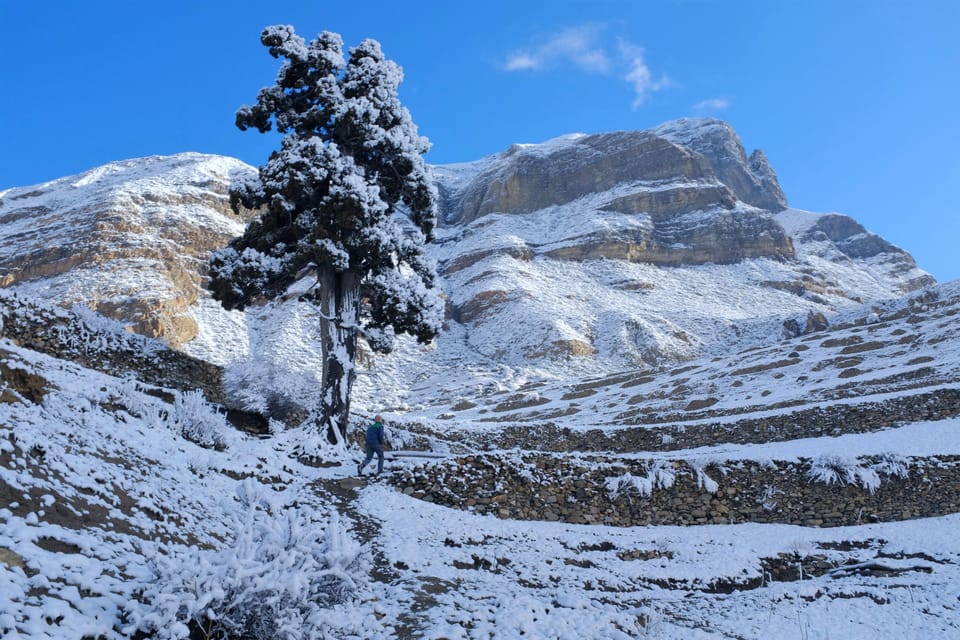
[2,117,959,638]
[2,251,959,639]
[0,153,256,348]
[429,118,931,376]
[0,119,933,398]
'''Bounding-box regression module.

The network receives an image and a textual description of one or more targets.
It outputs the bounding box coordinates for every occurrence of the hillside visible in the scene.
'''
[0,118,934,398]
[1,279,959,638]
[1,117,959,638]
[427,118,930,376]
[0,153,256,349]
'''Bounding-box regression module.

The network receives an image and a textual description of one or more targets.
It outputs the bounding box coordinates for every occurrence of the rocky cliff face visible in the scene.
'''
[444,119,788,226]
[429,118,932,369]
[0,119,936,377]
[449,132,713,223]
[775,209,935,294]
[651,118,788,212]
[0,153,256,347]
[436,118,794,273]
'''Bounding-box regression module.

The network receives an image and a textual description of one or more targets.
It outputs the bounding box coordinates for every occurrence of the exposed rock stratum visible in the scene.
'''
[0,118,935,373]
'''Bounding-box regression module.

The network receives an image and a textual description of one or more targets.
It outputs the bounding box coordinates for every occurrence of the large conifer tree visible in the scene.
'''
[208,25,442,444]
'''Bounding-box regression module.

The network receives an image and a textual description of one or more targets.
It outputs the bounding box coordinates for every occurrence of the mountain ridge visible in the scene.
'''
[2,120,960,639]
[0,119,936,390]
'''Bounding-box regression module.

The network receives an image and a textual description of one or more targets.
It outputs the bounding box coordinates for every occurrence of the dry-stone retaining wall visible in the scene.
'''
[447,389,960,454]
[0,292,224,403]
[393,453,960,527]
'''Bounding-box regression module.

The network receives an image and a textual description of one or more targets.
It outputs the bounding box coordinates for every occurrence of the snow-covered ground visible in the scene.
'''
[2,277,960,639]
[366,486,960,639]
[0,123,955,637]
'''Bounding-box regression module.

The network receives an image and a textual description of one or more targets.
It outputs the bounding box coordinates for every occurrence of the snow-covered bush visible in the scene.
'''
[115,375,155,419]
[224,355,318,423]
[172,389,229,449]
[56,303,161,355]
[807,455,880,493]
[787,538,816,560]
[759,484,780,511]
[688,460,719,494]
[126,488,361,640]
[223,358,270,415]
[282,417,366,463]
[869,452,910,479]
[605,461,676,500]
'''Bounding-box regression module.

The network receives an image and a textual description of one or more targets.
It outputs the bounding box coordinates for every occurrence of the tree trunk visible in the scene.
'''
[318,267,361,444]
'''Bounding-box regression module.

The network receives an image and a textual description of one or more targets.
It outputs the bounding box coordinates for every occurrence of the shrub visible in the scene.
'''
[605,460,676,500]
[172,389,229,449]
[807,455,880,493]
[115,375,155,420]
[688,460,719,494]
[869,452,910,479]
[126,482,361,640]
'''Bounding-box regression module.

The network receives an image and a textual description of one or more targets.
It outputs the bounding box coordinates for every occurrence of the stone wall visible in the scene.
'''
[0,292,224,404]
[440,388,960,454]
[393,453,960,527]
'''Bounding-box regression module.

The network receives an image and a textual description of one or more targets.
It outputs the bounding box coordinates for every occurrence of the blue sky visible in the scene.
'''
[1,1,957,281]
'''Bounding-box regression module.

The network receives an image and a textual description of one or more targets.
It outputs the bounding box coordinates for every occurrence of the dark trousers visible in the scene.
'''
[361,443,384,473]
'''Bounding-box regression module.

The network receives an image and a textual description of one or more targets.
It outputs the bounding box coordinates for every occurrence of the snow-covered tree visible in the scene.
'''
[208,25,442,444]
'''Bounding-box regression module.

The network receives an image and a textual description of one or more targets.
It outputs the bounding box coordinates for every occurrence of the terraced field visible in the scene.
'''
[3,283,959,638]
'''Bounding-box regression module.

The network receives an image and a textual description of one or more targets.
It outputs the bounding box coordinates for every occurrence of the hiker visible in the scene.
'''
[358,415,386,476]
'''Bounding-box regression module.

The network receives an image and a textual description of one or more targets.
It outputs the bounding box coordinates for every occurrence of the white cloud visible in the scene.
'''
[618,40,672,109]
[503,27,672,110]
[503,25,611,73]
[504,54,540,71]
[693,97,731,112]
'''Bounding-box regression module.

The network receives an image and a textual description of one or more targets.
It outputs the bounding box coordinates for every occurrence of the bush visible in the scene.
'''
[173,389,229,449]
[689,460,719,494]
[605,460,676,500]
[869,452,909,479]
[807,455,880,493]
[126,482,361,640]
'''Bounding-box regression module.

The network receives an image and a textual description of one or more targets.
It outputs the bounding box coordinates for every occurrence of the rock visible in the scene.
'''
[541,206,793,267]
[799,214,935,292]
[450,132,713,224]
[439,125,795,272]
[652,118,788,212]
[805,311,829,333]
[0,547,27,571]
[0,153,258,349]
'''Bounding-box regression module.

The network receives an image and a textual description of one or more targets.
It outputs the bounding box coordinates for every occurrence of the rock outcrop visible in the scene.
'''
[804,214,932,287]
[543,205,793,267]
[437,120,794,270]
[775,209,935,293]
[449,132,715,224]
[445,119,788,227]
[651,118,788,212]
[0,153,256,347]
[0,119,935,375]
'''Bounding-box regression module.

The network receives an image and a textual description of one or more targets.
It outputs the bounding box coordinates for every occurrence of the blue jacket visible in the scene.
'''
[365,421,385,447]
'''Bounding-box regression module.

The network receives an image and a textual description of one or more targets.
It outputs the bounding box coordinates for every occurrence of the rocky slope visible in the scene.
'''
[428,119,931,373]
[0,153,256,348]
[0,119,935,384]
[2,249,959,640]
